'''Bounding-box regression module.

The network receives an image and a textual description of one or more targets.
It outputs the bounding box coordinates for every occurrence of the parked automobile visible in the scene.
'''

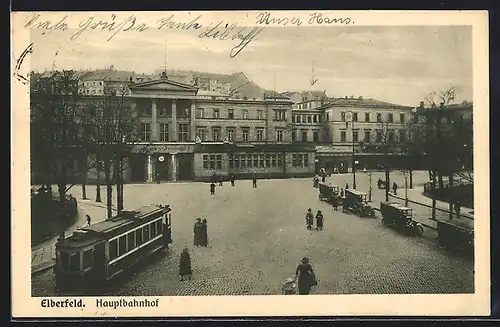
[342,189,375,217]
[380,202,423,236]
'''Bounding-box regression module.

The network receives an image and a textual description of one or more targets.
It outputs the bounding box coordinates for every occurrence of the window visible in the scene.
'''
[318,115,322,123]
[259,154,265,167]
[228,109,234,119]
[178,124,189,142]
[276,129,284,142]
[247,155,253,168]
[376,130,382,142]
[253,154,259,167]
[203,155,209,169]
[196,108,205,118]
[257,110,263,120]
[109,240,118,260]
[376,113,382,122]
[256,128,264,141]
[207,155,216,170]
[388,130,395,143]
[119,235,127,256]
[399,130,406,142]
[212,128,221,141]
[216,155,222,170]
[353,112,358,122]
[313,130,319,143]
[295,115,301,123]
[277,154,283,167]
[365,112,370,122]
[136,229,143,246]
[307,115,312,124]
[82,249,93,270]
[301,130,308,142]
[229,154,234,168]
[242,109,249,119]
[340,131,347,142]
[240,154,246,168]
[156,220,163,234]
[234,154,240,168]
[265,155,270,167]
[292,130,297,142]
[271,155,277,167]
[242,128,250,142]
[303,154,309,167]
[364,130,371,142]
[313,115,318,123]
[326,113,330,121]
[151,221,157,238]
[196,127,207,141]
[388,113,394,123]
[292,115,296,123]
[341,112,346,122]
[141,123,150,141]
[144,225,150,242]
[213,109,220,119]
[301,115,307,123]
[69,252,81,272]
[160,123,169,141]
[274,110,286,121]
[353,131,359,142]
[127,232,136,251]
[227,128,235,142]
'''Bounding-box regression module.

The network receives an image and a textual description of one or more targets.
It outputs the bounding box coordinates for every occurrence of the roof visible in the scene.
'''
[197,90,230,97]
[81,70,157,83]
[346,189,367,196]
[414,102,473,115]
[322,98,413,110]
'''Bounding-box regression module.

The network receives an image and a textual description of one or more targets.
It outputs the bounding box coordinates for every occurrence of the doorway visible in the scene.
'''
[129,155,146,182]
[155,154,169,182]
[177,154,193,181]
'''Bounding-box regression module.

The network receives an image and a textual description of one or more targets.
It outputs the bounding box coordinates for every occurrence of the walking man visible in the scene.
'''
[252,176,257,188]
[210,182,216,195]
[305,208,314,230]
[392,182,398,195]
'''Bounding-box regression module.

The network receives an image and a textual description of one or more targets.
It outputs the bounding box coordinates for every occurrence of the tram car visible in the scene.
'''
[54,204,172,293]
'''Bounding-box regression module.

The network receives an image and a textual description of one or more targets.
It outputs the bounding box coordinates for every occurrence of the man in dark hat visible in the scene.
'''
[210,182,216,195]
[305,209,314,230]
[193,218,204,247]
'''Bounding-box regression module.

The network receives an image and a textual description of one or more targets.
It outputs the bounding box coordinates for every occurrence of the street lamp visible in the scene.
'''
[403,170,408,207]
[368,171,372,202]
[345,111,357,189]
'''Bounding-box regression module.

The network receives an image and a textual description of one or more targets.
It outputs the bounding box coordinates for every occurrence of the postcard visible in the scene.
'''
[11,10,490,317]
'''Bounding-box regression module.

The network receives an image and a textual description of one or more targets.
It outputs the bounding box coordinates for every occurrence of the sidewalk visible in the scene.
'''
[31,198,111,275]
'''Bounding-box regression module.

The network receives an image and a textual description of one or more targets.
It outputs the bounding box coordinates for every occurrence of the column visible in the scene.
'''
[190,101,196,141]
[171,100,177,142]
[147,155,153,182]
[170,153,177,182]
[151,99,158,141]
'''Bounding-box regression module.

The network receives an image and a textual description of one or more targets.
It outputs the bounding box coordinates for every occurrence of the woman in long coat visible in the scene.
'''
[295,257,316,295]
[193,218,204,246]
[316,210,324,230]
[201,219,208,247]
[179,248,192,281]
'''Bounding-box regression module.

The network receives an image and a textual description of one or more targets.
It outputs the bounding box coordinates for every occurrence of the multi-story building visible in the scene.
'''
[31,71,316,184]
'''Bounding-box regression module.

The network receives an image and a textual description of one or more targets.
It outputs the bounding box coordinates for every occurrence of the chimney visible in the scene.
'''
[419,101,424,108]
[440,102,445,108]
[345,96,348,99]
[350,95,354,99]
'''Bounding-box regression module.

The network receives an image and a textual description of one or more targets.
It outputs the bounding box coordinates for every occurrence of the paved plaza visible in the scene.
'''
[32,171,474,296]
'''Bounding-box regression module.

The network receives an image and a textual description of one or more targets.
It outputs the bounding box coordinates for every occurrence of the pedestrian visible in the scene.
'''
[201,219,208,247]
[252,176,257,188]
[315,210,324,230]
[86,214,91,226]
[377,178,382,189]
[219,175,223,186]
[179,247,192,281]
[392,182,398,195]
[156,172,160,184]
[230,174,235,187]
[340,188,344,198]
[305,208,314,230]
[210,182,216,195]
[193,218,204,247]
[345,182,349,190]
[212,171,217,183]
[295,257,317,295]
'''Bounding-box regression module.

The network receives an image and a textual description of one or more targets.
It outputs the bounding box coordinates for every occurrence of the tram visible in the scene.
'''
[54,204,172,292]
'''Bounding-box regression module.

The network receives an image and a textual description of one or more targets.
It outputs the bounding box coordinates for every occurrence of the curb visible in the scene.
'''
[31,260,55,276]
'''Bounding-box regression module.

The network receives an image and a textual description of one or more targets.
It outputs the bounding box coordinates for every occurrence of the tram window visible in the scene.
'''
[109,239,118,260]
[82,249,93,269]
[69,252,81,272]
[151,222,157,237]
[60,251,69,271]
[118,235,127,255]
[127,232,136,251]
[136,229,143,246]
[156,220,163,234]
[144,225,150,242]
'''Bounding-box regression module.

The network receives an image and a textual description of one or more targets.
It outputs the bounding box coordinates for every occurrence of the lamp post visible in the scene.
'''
[404,170,408,207]
[368,171,372,202]
[345,111,357,189]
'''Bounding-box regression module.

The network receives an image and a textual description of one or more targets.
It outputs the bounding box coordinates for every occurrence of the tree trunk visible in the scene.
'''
[409,170,413,189]
[438,171,444,189]
[115,156,123,215]
[95,154,102,203]
[58,159,67,205]
[431,171,437,220]
[448,174,454,220]
[104,158,113,219]
[385,168,390,202]
[81,153,88,200]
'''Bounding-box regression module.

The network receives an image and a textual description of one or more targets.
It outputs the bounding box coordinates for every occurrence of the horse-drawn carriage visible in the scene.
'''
[318,182,341,206]
[380,202,424,236]
[342,189,375,217]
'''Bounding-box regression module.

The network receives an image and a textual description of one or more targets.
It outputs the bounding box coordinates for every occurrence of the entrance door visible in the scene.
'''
[177,154,193,181]
[129,155,146,182]
[155,154,169,182]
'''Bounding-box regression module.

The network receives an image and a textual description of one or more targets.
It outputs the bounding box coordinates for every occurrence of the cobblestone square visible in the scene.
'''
[32,175,474,296]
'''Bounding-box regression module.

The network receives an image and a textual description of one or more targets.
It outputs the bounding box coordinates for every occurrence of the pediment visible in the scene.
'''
[130,78,198,93]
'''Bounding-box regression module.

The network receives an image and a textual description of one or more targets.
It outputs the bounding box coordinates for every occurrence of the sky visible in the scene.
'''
[30,24,472,106]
